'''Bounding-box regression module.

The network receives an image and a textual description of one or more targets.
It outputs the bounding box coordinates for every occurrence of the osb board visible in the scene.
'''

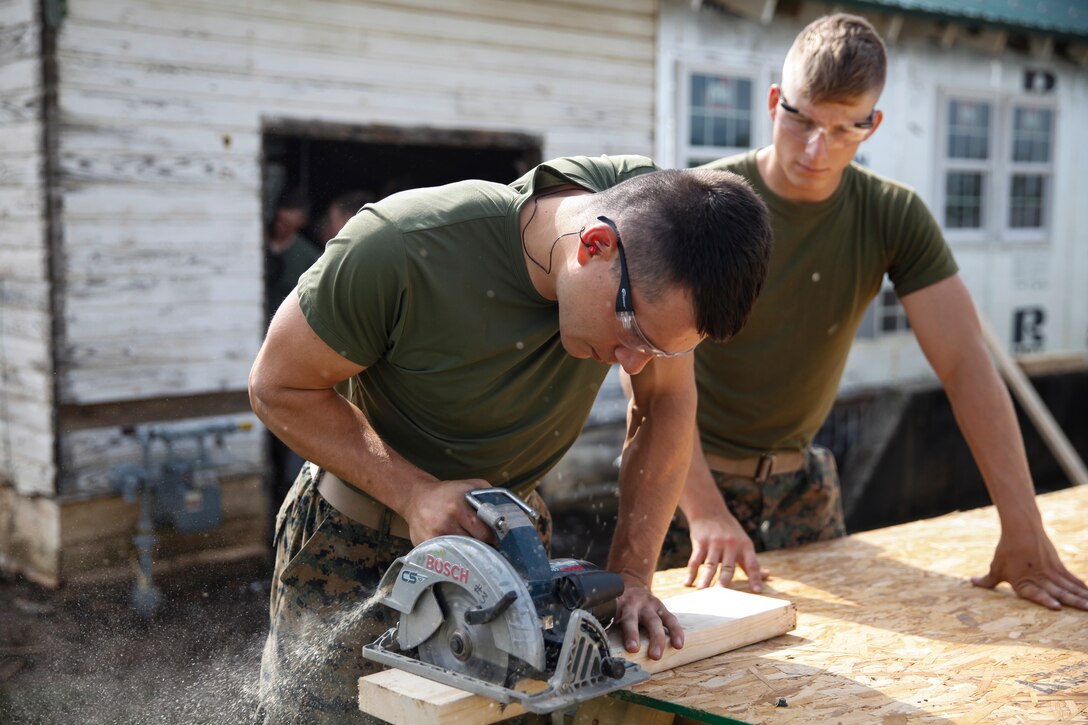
[359,587,795,725]
[637,486,1088,723]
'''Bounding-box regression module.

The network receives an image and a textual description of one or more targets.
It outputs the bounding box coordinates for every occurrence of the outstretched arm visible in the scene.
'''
[249,293,493,545]
[903,274,1088,610]
[609,355,697,660]
[677,435,766,591]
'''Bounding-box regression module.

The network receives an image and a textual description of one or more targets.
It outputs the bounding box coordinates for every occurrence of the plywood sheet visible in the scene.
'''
[635,486,1088,723]
[358,586,795,724]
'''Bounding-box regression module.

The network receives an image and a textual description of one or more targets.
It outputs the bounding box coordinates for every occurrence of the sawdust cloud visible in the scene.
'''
[0,578,270,724]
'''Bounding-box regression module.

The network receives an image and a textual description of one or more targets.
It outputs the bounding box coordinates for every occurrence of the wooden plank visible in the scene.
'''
[62,183,258,221]
[60,360,257,404]
[57,81,650,138]
[59,418,264,495]
[0,0,36,29]
[57,391,254,431]
[358,587,795,724]
[0,89,39,123]
[360,671,530,725]
[60,2,653,66]
[1015,352,1088,377]
[57,38,649,108]
[0,55,37,93]
[0,244,47,280]
[980,317,1088,486]
[0,119,38,153]
[64,0,657,45]
[614,587,797,675]
[0,185,44,218]
[0,152,39,185]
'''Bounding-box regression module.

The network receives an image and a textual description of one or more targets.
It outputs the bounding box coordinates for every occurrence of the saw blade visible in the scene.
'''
[416,582,512,685]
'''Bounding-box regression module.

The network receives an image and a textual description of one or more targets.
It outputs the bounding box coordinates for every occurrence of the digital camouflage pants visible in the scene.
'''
[659,445,846,569]
[257,464,552,724]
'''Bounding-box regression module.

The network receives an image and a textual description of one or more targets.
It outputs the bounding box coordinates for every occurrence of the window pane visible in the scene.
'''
[856,302,876,339]
[690,113,708,146]
[1012,107,1053,162]
[689,73,752,148]
[945,172,984,228]
[947,100,990,160]
[1010,174,1045,228]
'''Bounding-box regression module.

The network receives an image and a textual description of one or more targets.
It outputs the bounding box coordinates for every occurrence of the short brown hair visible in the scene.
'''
[596,168,772,343]
[784,13,886,103]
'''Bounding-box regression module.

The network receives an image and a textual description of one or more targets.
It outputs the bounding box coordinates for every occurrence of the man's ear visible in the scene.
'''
[576,220,618,266]
[768,84,781,121]
[864,109,884,139]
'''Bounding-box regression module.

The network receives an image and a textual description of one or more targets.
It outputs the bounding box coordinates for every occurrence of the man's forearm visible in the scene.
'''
[607,395,694,585]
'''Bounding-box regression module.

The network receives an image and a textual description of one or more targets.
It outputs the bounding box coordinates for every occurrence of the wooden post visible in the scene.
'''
[979,317,1088,487]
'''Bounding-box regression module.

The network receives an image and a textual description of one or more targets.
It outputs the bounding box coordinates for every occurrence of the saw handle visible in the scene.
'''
[465,488,539,521]
[463,590,518,625]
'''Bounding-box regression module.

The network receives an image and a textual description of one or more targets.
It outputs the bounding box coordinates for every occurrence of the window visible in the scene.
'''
[856,279,911,339]
[938,94,1054,243]
[678,66,757,167]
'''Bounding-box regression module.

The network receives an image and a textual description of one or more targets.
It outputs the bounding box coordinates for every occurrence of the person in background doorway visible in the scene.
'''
[314,189,376,246]
[265,187,320,323]
[661,13,1088,612]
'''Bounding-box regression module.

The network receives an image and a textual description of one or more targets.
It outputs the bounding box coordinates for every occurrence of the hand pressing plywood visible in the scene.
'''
[358,586,795,725]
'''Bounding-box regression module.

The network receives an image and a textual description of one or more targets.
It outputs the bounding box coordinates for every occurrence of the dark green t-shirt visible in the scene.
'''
[297,155,658,491]
[696,150,958,458]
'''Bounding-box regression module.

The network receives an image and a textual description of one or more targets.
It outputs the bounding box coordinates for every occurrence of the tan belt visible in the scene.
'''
[704,450,806,484]
[312,464,411,540]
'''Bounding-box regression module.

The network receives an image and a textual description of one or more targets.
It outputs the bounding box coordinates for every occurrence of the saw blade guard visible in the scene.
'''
[374,535,546,672]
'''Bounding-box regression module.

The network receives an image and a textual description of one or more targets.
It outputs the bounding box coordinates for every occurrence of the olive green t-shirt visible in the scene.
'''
[297,155,658,491]
[696,150,958,458]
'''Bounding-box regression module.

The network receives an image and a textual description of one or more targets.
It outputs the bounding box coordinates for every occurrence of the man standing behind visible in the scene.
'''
[250,155,772,721]
[671,14,1088,611]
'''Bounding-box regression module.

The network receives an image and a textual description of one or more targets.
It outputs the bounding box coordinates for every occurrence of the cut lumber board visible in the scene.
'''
[616,586,797,674]
[358,586,795,724]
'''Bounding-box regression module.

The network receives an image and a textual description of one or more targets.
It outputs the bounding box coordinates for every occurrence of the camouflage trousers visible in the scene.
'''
[257,464,552,724]
[659,446,846,569]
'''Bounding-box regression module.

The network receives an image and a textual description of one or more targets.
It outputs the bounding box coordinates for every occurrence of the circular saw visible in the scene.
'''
[361,488,648,714]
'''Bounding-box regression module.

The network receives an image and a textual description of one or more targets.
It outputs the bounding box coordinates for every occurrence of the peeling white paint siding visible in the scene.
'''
[0,0,56,495]
[53,0,656,407]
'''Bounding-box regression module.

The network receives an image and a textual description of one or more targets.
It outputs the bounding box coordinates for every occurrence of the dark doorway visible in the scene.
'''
[258,121,542,533]
[262,122,542,245]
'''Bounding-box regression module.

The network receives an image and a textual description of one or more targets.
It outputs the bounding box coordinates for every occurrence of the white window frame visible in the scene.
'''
[936,89,1056,247]
[856,277,911,340]
[675,61,764,168]
[1002,99,1056,244]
